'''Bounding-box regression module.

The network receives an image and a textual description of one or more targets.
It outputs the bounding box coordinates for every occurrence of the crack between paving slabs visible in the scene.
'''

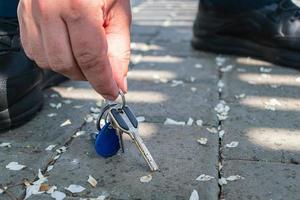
[217,63,225,200]
[11,121,88,200]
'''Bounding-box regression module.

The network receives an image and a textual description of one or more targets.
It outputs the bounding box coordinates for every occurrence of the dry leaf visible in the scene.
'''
[190,87,197,92]
[73,131,86,138]
[170,80,184,87]
[56,146,67,153]
[87,175,97,187]
[189,189,199,200]
[219,130,225,139]
[46,186,57,194]
[65,184,86,193]
[140,174,152,183]
[6,162,26,171]
[39,184,50,192]
[220,64,233,72]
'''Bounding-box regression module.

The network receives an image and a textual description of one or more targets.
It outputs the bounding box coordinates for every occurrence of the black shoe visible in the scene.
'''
[192,0,300,68]
[0,18,67,131]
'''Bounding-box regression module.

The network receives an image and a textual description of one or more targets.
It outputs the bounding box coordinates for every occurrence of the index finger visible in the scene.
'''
[64,9,118,100]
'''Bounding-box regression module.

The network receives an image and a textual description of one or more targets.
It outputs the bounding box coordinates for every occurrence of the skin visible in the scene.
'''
[17,0,131,100]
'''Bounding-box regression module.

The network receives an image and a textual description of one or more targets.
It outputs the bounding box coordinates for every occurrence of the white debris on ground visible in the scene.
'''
[51,191,66,200]
[60,119,72,127]
[84,114,94,123]
[217,80,225,92]
[197,138,208,145]
[0,142,11,148]
[214,100,230,121]
[24,169,48,199]
[216,56,226,66]
[140,174,152,183]
[47,113,58,118]
[218,177,228,185]
[136,116,146,122]
[235,93,246,99]
[50,94,59,98]
[50,103,62,109]
[164,118,185,126]
[96,101,104,108]
[87,175,98,188]
[191,87,197,92]
[195,63,203,69]
[226,175,245,181]
[46,165,54,172]
[225,141,239,148]
[190,76,196,82]
[259,67,272,73]
[65,184,86,193]
[196,119,203,126]
[264,98,282,111]
[45,144,56,151]
[56,146,67,154]
[196,174,215,181]
[206,127,218,134]
[219,130,225,139]
[170,80,184,87]
[220,64,233,72]
[189,189,199,200]
[90,107,101,113]
[0,187,7,194]
[186,118,194,126]
[73,131,86,138]
[6,162,26,171]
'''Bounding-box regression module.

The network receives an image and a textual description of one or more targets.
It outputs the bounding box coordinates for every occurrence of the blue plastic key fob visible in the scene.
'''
[95,122,120,158]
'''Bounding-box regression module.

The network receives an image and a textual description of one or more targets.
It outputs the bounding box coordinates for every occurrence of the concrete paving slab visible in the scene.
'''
[220,57,300,163]
[221,160,300,200]
[45,123,219,200]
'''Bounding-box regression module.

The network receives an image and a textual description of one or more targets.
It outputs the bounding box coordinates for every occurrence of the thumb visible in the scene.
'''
[105,0,131,93]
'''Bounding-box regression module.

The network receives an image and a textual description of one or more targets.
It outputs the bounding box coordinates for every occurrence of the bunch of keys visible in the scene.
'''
[94,91,159,172]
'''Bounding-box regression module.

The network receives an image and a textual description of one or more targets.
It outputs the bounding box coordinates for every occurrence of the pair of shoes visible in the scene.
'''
[192,0,300,69]
[0,18,67,132]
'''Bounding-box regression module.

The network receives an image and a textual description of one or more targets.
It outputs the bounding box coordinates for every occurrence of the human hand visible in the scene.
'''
[18,0,131,100]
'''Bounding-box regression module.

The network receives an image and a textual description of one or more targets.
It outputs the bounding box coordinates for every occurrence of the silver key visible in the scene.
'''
[108,104,159,172]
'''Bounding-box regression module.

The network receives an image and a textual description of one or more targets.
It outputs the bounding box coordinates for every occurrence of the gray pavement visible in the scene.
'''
[1,0,300,199]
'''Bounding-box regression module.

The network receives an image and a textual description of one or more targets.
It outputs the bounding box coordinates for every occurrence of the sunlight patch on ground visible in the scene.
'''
[128,69,176,81]
[238,73,300,86]
[236,57,272,66]
[247,128,300,151]
[240,96,300,111]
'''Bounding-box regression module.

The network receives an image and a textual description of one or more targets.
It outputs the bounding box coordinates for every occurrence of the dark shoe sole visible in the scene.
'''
[191,34,300,69]
[0,85,43,132]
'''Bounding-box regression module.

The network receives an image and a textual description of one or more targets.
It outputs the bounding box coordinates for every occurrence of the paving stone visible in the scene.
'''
[221,160,300,200]
[46,123,219,200]
[220,57,300,163]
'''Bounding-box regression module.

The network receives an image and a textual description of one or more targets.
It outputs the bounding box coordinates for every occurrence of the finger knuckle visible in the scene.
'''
[76,51,106,70]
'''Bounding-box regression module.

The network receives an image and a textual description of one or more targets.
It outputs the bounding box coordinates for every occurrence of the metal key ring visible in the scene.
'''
[96,103,116,131]
[96,91,126,131]
[119,90,126,108]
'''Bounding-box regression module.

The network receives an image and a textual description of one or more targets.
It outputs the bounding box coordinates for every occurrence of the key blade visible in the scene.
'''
[131,129,159,171]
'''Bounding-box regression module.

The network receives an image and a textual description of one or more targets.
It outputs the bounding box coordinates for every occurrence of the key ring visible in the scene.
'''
[96,91,126,131]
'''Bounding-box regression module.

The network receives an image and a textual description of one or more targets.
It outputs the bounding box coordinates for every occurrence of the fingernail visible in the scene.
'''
[123,77,128,93]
